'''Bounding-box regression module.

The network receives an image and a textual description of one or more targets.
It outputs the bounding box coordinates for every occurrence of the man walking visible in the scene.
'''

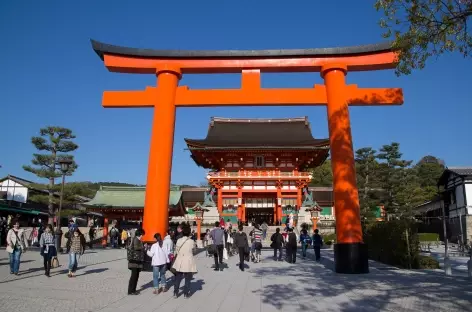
[286,228,297,264]
[109,225,119,249]
[312,229,323,261]
[210,221,225,271]
[270,228,284,261]
[234,224,249,271]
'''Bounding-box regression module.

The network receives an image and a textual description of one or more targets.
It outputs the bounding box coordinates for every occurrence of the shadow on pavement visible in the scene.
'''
[0,259,35,266]
[250,251,472,312]
[75,268,108,276]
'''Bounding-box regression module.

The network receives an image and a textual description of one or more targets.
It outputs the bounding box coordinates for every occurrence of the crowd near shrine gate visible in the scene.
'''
[91,39,403,274]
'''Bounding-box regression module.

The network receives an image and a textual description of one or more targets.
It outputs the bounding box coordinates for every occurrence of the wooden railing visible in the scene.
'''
[207,170,312,178]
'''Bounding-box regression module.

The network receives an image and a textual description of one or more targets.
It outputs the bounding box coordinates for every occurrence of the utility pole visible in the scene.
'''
[439,188,451,275]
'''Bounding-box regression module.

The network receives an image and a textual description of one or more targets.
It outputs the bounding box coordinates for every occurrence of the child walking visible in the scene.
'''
[147,233,169,294]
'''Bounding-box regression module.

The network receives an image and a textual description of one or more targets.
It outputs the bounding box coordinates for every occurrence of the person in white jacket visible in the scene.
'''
[162,230,174,257]
[147,233,169,294]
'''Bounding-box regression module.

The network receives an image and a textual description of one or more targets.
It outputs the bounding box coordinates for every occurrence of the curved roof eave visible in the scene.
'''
[91,39,394,61]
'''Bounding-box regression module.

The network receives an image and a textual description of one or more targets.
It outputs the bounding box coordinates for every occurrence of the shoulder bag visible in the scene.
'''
[169,238,189,275]
[13,230,26,252]
[127,238,142,262]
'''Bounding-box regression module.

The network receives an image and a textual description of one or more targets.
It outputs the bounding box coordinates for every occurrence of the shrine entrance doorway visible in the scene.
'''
[246,208,275,226]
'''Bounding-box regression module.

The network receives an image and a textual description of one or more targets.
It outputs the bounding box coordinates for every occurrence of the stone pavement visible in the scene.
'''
[0,247,471,312]
[425,245,471,277]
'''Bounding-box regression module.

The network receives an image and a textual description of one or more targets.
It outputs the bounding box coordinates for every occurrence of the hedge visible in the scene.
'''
[363,220,420,269]
[323,233,336,244]
[418,233,439,242]
[418,255,440,269]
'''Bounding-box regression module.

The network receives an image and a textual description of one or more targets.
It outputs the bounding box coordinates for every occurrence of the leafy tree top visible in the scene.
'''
[375,0,472,75]
[23,126,79,182]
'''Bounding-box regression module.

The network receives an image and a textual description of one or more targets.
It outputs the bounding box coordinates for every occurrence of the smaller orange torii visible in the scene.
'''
[92,40,403,274]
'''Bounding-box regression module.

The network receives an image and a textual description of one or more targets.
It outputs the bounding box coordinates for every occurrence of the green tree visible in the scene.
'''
[375,0,472,75]
[410,155,445,204]
[23,127,78,223]
[355,147,380,222]
[416,155,445,187]
[309,160,333,187]
[376,142,412,215]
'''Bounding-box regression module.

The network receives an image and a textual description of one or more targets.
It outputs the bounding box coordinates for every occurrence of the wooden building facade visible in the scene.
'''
[185,117,331,225]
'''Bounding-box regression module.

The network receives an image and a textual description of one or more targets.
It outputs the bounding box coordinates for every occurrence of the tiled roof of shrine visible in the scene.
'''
[185,117,329,149]
[83,186,183,208]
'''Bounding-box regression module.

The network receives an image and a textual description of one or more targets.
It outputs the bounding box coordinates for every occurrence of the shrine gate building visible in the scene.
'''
[185,117,330,225]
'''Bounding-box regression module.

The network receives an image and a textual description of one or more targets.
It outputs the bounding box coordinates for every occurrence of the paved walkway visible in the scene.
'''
[0,247,471,312]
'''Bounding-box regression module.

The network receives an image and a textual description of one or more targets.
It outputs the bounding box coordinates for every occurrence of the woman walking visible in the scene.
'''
[68,228,86,277]
[127,228,145,295]
[147,233,169,294]
[172,224,197,298]
[6,219,28,275]
[39,224,56,277]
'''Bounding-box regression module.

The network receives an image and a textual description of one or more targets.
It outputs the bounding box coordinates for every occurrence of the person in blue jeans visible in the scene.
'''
[67,228,86,277]
[312,229,323,261]
[6,219,28,275]
[299,229,311,258]
[147,233,169,294]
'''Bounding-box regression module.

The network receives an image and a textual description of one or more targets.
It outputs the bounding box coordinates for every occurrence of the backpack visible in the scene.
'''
[288,233,297,247]
[110,228,118,238]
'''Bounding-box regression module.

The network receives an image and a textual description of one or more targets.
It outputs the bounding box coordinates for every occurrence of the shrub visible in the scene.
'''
[323,233,336,244]
[418,255,440,269]
[363,219,420,269]
[418,233,439,242]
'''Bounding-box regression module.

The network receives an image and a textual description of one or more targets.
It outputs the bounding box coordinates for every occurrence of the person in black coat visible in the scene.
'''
[233,224,249,271]
[270,228,284,261]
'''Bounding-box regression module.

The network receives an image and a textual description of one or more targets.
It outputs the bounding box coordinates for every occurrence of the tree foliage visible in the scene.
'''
[375,0,472,75]
[356,147,380,223]
[309,160,333,187]
[310,143,445,218]
[23,127,78,222]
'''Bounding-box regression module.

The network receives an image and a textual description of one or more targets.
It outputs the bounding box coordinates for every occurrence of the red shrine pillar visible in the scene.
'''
[142,66,181,242]
[217,187,223,214]
[321,63,368,274]
[276,185,282,225]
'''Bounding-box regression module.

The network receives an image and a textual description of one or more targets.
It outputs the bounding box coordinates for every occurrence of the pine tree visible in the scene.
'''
[23,127,78,223]
[355,147,379,223]
[376,142,408,216]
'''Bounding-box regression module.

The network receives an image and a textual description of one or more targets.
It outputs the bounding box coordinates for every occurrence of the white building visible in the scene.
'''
[437,167,472,244]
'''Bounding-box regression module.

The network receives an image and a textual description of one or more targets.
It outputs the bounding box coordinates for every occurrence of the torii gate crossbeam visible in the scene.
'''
[91,40,404,274]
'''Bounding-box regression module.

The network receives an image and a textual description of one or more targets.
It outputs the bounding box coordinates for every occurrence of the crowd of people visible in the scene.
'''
[3,218,88,277]
[3,216,325,299]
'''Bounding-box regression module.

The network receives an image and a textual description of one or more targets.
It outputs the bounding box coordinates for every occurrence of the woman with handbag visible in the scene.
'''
[39,224,56,277]
[172,224,197,298]
[127,228,145,295]
[6,219,28,275]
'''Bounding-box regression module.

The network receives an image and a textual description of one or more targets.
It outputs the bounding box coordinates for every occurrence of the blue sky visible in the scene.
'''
[0,0,471,187]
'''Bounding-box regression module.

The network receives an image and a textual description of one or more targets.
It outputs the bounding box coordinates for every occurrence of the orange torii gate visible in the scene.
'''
[91,40,403,274]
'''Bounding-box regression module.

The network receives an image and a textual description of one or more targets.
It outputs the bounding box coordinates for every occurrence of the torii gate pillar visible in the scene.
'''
[142,67,181,239]
[322,64,367,273]
[91,39,404,274]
